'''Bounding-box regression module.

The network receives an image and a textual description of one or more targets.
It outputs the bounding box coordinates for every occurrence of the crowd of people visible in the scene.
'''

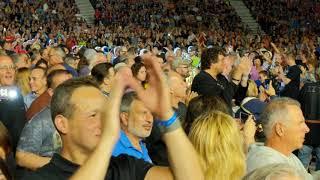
[244,0,320,36]
[0,0,320,180]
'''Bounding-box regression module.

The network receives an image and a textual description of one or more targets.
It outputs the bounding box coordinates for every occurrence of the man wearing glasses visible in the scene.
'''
[172,57,191,79]
[0,55,26,152]
[0,56,16,86]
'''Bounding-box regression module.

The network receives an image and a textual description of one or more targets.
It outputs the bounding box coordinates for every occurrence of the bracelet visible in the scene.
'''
[156,112,178,127]
[157,118,181,134]
[156,112,181,134]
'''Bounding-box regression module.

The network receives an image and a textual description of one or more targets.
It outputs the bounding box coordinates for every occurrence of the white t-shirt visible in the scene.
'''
[246,144,313,179]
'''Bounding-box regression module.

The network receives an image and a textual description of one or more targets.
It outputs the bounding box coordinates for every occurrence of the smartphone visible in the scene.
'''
[264,79,270,89]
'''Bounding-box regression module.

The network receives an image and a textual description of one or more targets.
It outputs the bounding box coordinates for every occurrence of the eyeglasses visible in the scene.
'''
[49,54,57,58]
[179,66,189,69]
[0,65,16,70]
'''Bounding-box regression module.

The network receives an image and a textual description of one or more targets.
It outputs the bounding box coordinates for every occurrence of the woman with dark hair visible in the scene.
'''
[250,55,264,81]
[91,62,115,96]
[131,62,147,88]
[183,95,230,134]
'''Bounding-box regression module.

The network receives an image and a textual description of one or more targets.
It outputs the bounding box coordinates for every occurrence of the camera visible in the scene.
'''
[0,86,18,101]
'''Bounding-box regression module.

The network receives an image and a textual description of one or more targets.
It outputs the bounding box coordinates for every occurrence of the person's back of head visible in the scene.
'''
[83,49,98,69]
[16,67,31,96]
[188,111,245,180]
[35,59,49,69]
[10,53,21,68]
[127,47,137,56]
[47,69,72,90]
[184,95,230,134]
[91,62,114,86]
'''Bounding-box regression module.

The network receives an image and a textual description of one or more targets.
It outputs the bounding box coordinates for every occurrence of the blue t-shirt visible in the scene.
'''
[112,131,152,163]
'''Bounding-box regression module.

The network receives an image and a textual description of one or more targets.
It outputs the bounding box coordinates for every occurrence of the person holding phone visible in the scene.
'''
[235,80,267,121]
[277,53,302,100]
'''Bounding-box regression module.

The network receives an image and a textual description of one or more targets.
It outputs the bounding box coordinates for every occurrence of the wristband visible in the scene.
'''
[156,112,181,134]
[156,111,178,127]
[157,118,181,134]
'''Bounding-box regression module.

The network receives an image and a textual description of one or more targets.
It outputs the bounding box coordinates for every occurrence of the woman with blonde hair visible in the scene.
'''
[16,67,31,96]
[189,111,246,180]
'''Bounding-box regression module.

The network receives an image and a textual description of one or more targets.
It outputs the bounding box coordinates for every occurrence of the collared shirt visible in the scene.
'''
[23,153,153,180]
[26,90,51,121]
[112,131,152,163]
[23,92,37,109]
[247,144,313,180]
[17,106,61,157]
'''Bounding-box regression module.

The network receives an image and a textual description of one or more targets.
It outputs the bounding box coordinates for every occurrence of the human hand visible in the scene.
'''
[265,80,276,96]
[102,67,134,141]
[243,115,256,146]
[132,54,174,120]
[185,90,198,106]
[238,56,253,76]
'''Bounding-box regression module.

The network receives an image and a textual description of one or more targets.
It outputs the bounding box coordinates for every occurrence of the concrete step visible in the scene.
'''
[75,0,95,24]
[229,0,264,34]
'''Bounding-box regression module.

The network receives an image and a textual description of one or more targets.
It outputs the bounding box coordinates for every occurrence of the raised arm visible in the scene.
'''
[133,55,204,180]
[70,68,130,180]
[71,55,204,180]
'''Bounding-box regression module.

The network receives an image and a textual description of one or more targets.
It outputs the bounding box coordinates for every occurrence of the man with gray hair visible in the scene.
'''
[246,97,320,179]
[83,49,107,71]
[112,92,153,163]
[171,57,191,79]
[10,53,31,69]
[48,47,66,67]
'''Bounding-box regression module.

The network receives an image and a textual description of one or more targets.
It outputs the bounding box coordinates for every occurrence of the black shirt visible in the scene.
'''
[0,86,26,152]
[145,104,187,166]
[299,82,320,146]
[22,153,153,180]
[191,70,238,107]
[281,65,301,100]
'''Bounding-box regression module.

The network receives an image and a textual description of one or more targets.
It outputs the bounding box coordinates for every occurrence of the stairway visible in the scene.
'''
[75,0,95,25]
[229,0,265,35]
